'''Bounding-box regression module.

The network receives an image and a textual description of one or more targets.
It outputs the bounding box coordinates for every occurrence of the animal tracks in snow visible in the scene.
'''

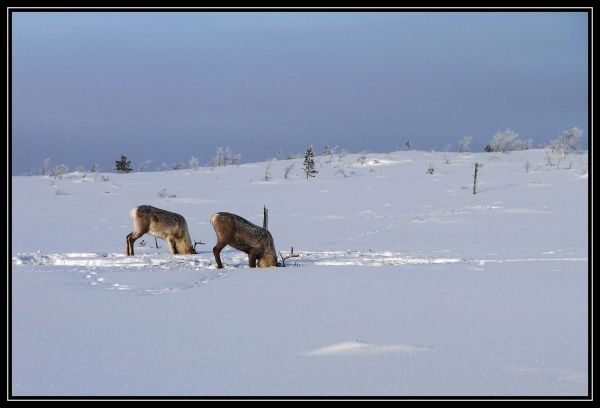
[12,252,226,296]
[12,250,467,273]
[13,249,586,278]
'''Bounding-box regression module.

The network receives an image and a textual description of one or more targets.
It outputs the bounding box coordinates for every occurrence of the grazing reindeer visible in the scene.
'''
[210,212,278,268]
[126,205,198,256]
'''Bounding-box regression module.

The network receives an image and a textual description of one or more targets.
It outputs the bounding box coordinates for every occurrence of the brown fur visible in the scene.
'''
[126,205,197,256]
[210,212,278,268]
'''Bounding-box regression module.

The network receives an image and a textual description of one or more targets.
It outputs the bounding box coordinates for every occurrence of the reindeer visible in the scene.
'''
[210,212,281,268]
[126,205,199,256]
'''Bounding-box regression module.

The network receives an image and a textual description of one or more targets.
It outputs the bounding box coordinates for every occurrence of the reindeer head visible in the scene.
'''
[258,252,278,268]
[191,240,204,255]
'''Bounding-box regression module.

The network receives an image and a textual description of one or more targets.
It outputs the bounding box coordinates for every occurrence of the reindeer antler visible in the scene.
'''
[194,240,205,250]
[279,246,300,267]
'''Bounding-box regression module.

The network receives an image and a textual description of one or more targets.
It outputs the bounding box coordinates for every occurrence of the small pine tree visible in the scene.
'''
[114,155,133,173]
[303,146,318,179]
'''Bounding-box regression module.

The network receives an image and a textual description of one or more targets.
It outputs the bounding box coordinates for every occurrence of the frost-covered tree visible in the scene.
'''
[211,147,241,167]
[189,156,199,171]
[114,155,133,173]
[323,145,337,163]
[263,159,274,181]
[50,164,68,179]
[550,127,583,154]
[284,162,295,179]
[487,129,518,153]
[547,127,583,169]
[512,138,533,151]
[486,129,532,153]
[458,136,473,153]
[303,146,318,179]
[40,158,51,176]
[138,159,154,172]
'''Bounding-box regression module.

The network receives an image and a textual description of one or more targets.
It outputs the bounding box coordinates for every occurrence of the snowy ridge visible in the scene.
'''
[13,250,586,269]
[12,250,463,268]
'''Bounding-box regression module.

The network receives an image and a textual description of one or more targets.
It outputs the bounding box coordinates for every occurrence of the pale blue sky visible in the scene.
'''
[11,11,588,173]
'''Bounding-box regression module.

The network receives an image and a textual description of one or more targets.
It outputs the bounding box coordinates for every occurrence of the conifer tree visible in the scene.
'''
[114,155,133,173]
[303,146,318,179]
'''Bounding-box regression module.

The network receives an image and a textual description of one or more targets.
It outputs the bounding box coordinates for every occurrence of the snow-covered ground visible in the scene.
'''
[11,149,589,397]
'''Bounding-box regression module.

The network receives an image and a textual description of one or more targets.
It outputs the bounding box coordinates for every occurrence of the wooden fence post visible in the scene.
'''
[263,205,269,230]
[473,162,479,194]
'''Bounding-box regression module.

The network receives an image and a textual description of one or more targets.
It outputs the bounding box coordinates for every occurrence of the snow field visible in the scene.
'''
[11,149,589,396]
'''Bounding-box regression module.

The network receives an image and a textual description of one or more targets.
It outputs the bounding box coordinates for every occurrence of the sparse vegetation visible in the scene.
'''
[172,162,184,171]
[337,149,349,162]
[283,163,295,179]
[263,159,274,181]
[357,155,368,165]
[157,188,177,199]
[335,163,350,178]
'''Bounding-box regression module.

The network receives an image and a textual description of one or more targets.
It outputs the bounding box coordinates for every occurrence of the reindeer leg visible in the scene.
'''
[126,233,132,256]
[127,232,143,256]
[248,250,258,268]
[213,242,226,269]
[167,238,178,255]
